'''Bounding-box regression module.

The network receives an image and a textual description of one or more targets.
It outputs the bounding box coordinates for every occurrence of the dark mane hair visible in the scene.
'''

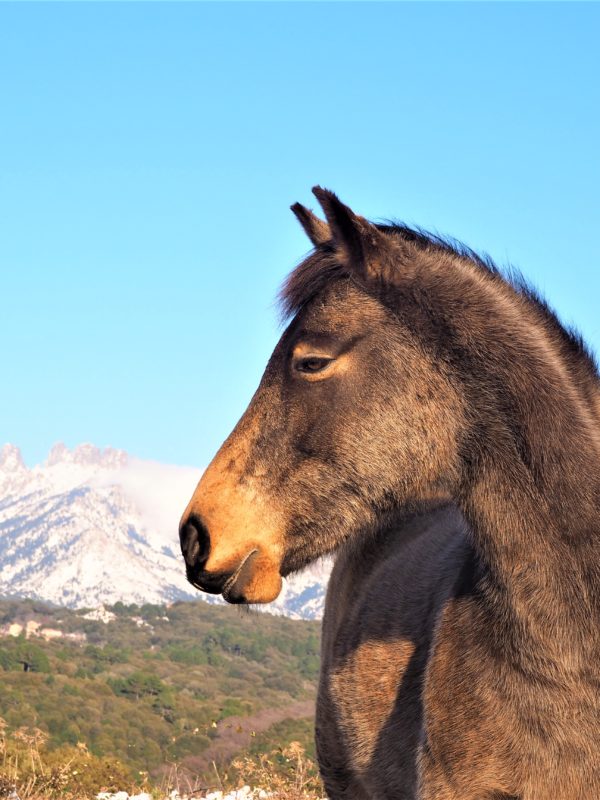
[280,222,598,380]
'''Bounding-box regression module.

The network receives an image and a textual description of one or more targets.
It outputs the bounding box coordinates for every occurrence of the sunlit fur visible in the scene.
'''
[181,188,600,799]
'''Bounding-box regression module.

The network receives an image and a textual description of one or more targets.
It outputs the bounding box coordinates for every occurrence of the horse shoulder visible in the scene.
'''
[317,505,469,798]
[420,583,521,798]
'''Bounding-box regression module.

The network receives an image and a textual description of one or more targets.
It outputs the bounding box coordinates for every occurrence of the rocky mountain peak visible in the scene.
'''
[0,444,26,473]
[46,442,128,469]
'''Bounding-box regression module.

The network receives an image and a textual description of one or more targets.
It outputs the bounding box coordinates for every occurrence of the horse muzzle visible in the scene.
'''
[180,514,283,604]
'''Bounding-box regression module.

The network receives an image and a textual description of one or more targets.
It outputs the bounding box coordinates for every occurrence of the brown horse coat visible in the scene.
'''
[180,189,600,799]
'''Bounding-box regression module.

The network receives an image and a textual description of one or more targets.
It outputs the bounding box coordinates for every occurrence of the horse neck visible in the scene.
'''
[463,455,600,668]
[413,263,600,668]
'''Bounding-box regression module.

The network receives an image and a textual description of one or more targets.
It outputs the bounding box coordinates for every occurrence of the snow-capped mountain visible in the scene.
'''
[0,443,330,619]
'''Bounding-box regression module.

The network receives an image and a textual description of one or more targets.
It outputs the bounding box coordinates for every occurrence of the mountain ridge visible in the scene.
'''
[0,443,330,619]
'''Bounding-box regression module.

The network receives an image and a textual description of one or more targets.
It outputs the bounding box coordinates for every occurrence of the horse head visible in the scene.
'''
[179,188,463,604]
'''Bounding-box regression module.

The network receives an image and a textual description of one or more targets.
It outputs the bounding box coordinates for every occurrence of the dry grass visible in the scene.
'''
[0,718,325,800]
[228,741,324,799]
[156,741,325,799]
[0,717,142,799]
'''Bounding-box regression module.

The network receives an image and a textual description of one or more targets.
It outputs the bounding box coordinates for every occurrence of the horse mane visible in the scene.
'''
[280,222,599,381]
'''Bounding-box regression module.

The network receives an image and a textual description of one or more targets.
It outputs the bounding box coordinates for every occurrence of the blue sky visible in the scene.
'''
[1,3,599,468]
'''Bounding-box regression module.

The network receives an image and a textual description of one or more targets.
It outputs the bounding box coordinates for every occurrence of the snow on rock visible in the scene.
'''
[97,793,136,800]
[97,793,152,800]
[96,790,273,800]
[0,444,26,472]
[0,442,331,619]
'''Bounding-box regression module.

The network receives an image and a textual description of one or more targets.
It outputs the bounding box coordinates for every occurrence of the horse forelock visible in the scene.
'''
[278,246,350,322]
[279,220,599,380]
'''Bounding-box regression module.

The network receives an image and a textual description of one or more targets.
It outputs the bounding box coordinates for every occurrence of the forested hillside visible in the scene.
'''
[0,598,320,788]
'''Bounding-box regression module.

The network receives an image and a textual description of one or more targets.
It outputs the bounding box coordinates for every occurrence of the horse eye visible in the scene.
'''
[295,356,333,374]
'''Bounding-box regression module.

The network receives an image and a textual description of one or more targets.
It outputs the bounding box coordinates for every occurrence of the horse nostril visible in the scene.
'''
[180,514,210,569]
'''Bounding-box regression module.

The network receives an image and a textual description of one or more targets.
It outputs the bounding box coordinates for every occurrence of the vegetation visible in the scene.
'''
[0,721,324,798]
[0,723,132,799]
[0,598,321,794]
[229,741,324,799]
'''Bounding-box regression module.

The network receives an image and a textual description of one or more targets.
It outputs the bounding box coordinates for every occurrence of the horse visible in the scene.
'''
[179,188,600,799]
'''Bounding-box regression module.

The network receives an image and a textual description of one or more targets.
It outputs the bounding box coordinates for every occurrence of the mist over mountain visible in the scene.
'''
[0,443,329,619]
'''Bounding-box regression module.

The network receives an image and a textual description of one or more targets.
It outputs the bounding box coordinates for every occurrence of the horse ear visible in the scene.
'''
[291,203,331,247]
[311,186,395,282]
